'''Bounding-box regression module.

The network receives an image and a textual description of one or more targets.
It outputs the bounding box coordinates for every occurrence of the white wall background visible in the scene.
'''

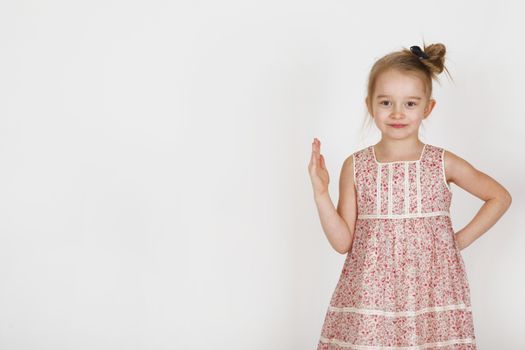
[1,0,523,349]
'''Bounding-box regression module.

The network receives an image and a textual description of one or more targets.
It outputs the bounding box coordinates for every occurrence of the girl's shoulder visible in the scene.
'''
[427,144,459,161]
[351,145,372,158]
[346,146,372,170]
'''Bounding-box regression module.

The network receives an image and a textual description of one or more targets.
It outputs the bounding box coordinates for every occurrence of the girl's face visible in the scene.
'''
[367,69,436,140]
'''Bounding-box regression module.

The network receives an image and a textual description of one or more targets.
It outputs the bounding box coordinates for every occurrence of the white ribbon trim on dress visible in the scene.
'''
[319,336,476,349]
[328,302,471,317]
[357,211,450,220]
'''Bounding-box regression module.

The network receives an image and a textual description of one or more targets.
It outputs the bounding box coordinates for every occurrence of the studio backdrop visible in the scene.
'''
[0,0,523,349]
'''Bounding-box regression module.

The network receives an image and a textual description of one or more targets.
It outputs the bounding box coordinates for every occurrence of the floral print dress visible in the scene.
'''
[317,144,477,349]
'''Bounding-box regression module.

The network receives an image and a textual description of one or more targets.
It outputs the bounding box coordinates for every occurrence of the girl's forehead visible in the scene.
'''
[374,70,426,97]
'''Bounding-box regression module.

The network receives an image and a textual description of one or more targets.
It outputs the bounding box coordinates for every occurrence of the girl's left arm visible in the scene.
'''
[444,150,512,251]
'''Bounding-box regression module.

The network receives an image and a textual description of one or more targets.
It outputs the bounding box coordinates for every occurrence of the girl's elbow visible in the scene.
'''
[501,189,512,207]
[504,192,512,208]
[496,190,512,211]
[336,246,348,255]
[336,236,354,255]
[332,241,347,254]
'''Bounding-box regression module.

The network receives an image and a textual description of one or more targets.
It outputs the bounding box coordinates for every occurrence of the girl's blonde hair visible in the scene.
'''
[358,42,453,143]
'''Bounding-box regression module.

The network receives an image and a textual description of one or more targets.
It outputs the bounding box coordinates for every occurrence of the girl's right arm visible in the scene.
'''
[308,138,357,254]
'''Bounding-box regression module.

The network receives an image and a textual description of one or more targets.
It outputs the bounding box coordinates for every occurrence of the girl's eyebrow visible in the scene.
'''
[376,94,422,100]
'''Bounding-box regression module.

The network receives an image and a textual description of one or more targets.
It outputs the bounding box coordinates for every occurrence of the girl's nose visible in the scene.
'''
[390,110,405,118]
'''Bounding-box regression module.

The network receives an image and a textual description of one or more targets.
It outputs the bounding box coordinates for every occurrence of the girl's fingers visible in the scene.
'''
[310,150,317,167]
[312,139,321,154]
[310,138,322,169]
[311,141,318,160]
[311,147,320,167]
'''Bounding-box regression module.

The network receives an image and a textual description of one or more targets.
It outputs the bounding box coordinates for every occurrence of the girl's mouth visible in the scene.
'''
[389,124,407,128]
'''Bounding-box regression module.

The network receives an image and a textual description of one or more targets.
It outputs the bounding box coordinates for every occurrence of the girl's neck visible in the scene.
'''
[373,139,425,163]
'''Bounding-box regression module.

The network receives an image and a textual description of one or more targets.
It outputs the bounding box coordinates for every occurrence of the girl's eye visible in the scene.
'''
[379,101,417,107]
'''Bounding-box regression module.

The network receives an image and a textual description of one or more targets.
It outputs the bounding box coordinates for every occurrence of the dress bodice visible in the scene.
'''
[353,144,452,219]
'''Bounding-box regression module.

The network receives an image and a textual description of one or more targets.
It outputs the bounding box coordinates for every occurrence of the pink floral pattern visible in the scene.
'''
[317,144,477,349]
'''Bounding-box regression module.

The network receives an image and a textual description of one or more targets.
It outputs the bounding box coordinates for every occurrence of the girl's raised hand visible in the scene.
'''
[308,138,330,197]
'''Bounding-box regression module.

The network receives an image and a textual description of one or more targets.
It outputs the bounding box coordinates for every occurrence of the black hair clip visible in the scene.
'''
[410,45,429,59]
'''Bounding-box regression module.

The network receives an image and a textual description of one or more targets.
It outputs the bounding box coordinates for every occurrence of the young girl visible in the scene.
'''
[308,43,512,349]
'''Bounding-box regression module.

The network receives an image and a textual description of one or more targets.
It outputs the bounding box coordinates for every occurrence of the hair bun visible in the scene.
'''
[419,43,446,75]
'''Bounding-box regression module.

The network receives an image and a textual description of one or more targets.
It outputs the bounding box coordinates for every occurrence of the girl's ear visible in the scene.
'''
[365,96,373,117]
[424,99,436,118]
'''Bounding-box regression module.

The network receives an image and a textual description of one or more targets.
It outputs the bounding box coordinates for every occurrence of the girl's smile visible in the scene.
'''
[389,123,407,128]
